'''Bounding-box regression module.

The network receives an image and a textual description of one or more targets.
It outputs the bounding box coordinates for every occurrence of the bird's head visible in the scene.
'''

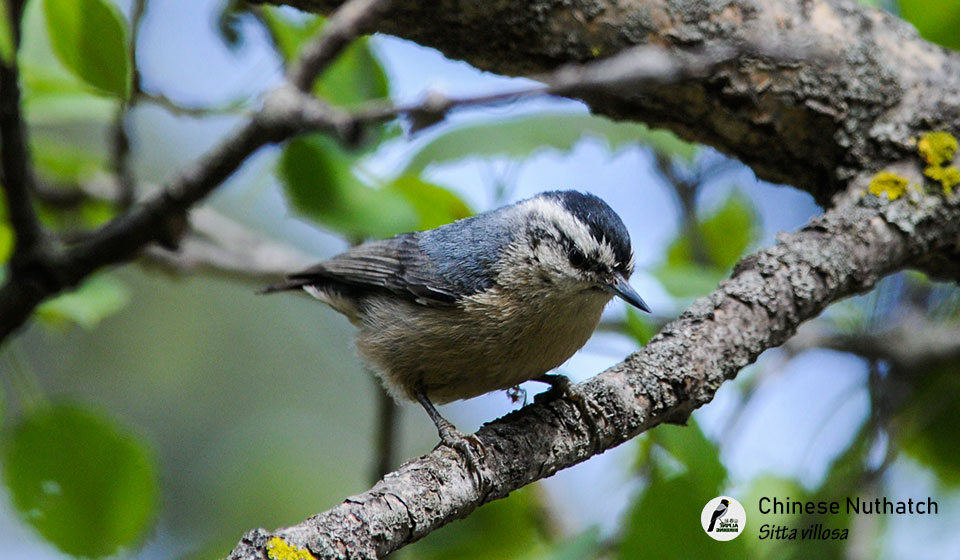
[508,190,650,312]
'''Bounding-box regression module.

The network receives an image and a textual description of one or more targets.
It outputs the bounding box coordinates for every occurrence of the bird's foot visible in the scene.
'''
[435,422,488,490]
[535,374,603,454]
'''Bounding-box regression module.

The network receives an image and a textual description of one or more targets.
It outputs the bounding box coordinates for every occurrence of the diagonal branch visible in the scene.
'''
[226,178,960,559]
[287,0,392,91]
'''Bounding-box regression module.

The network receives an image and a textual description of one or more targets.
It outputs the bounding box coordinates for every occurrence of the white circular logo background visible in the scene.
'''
[701,496,746,541]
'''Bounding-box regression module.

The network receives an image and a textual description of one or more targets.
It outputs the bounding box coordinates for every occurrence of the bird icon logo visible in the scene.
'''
[708,498,729,532]
[701,496,746,541]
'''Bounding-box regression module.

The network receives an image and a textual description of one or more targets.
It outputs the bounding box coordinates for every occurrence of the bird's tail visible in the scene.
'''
[707,518,717,532]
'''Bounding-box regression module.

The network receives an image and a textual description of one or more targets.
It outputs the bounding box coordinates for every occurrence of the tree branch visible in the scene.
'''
[287,0,392,91]
[786,319,960,371]
[0,0,385,343]
[262,0,960,205]
[0,0,45,265]
[226,176,960,559]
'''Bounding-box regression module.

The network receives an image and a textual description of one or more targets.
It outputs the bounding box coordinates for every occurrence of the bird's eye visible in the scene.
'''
[568,248,588,269]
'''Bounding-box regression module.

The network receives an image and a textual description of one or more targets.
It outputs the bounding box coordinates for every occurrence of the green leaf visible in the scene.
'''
[32,136,108,181]
[408,485,551,560]
[654,262,727,299]
[37,274,130,329]
[385,175,473,230]
[41,0,131,99]
[279,134,419,239]
[897,364,960,485]
[0,0,14,65]
[0,191,11,264]
[625,307,657,345]
[313,37,389,107]
[403,113,698,175]
[619,421,747,560]
[1,403,157,557]
[654,192,757,298]
[698,192,756,270]
[899,0,960,51]
[257,6,322,62]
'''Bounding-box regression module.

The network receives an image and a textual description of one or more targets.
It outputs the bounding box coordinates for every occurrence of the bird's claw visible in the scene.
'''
[535,375,603,454]
[436,424,488,490]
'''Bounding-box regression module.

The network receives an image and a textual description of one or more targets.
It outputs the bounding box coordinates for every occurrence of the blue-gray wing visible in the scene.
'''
[263,233,459,305]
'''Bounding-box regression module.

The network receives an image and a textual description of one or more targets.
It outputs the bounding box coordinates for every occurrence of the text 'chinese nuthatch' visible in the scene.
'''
[264,190,650,478]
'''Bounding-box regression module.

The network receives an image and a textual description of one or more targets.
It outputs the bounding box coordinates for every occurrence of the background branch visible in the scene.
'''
[0,0,45,266]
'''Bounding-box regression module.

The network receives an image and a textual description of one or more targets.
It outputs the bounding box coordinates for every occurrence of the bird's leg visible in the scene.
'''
[414,390,487,489]
[534,374,603,452]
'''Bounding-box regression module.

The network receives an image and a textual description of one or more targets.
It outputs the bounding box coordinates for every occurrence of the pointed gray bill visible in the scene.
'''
[607,276,651,313]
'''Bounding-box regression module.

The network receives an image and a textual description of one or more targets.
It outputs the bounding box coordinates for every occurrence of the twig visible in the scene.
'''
[372,385,399,482]
[287,0,392,92]
[110,0,147,210]
[0,0,44,265]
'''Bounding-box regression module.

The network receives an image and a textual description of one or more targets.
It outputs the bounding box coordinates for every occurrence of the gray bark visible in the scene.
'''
[262,0,960,205]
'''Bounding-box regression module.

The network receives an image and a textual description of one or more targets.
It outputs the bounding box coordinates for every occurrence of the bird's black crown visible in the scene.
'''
[542,191,633,274]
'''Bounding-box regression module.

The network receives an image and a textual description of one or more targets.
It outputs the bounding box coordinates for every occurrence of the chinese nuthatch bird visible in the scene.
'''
[264,190,650,478]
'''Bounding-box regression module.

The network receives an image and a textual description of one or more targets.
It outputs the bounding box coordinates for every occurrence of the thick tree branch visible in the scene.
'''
[263,0,960,205]
[226,175,960,558]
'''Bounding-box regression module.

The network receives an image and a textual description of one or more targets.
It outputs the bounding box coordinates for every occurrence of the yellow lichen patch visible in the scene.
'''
[925,165,960,195]
[868,171,911,200]
[917,131,958,167]
[266,537,315,560]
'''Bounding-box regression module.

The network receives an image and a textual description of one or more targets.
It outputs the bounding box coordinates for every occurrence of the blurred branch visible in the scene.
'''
[110,0,147,210]
[0,0,384,343]
[226,181,960,559]
[786,318,960,371]
[287,0,392,91]
[141,207,317,281]
[654,152,711,265]
[0,0,45,266]
[371,385,399,483]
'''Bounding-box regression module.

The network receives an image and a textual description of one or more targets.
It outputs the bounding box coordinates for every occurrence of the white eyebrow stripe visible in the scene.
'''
[522,197,618,267]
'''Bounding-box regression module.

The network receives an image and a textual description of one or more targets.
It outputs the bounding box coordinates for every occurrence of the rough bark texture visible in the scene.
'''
[262,0,960,205]
[227,175,960,558]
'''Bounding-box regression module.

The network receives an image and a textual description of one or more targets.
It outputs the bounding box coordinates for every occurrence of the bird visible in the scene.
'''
[708,499,729,532]
[263,190,651,481]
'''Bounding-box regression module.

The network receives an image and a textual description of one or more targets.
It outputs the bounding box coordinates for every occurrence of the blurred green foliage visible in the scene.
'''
[1,404,156,557]
[41,0,131,99]
[621,422,748,559]
[36,275,131,330]
[402,113,697,175]
[898,0,960,51]
[897,365,960,485]
[655,191,758,298]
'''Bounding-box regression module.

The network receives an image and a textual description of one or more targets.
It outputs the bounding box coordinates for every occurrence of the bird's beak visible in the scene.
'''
[606,275,651,313]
